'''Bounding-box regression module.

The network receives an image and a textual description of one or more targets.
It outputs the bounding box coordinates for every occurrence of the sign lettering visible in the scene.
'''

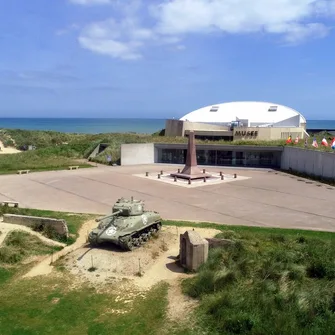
[234,130,258,137]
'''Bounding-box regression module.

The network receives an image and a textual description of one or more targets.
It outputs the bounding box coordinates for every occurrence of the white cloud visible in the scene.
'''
[76,0,335,59]
[153,0,334,38]
[281,23,329,44]
[69,0,112,5]
[78,18,155,59]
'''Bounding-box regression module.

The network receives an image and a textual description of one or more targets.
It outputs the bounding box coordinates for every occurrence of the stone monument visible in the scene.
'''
[170,131,212,180]
[179,230,209,271]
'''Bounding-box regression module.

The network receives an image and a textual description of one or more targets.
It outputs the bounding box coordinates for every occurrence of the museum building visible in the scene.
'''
[165,101,308,141]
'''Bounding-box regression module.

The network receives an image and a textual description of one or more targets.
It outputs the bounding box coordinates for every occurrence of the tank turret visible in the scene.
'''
[88,196,162,251]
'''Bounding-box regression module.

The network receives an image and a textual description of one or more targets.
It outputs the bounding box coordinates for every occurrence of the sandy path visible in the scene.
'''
[134,226,219,289]
[0,221,66,248]
[22,219,97,278]
[0,140,21,154]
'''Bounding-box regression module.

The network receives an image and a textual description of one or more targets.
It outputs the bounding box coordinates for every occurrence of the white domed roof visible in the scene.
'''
[180,101,306,127]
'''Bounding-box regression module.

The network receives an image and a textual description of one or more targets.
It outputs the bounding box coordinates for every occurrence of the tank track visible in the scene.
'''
[119,222,162,251]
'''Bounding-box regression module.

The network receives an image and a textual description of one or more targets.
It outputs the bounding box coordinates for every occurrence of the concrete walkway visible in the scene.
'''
[0,164,334,232]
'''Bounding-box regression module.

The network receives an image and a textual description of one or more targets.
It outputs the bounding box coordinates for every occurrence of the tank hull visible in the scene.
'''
[88,211,162,251]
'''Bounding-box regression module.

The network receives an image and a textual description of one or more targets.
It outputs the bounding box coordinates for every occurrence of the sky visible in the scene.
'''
[0,0,335,119]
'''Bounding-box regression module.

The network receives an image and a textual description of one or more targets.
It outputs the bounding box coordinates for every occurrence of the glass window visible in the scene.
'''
[217,151,233,166]
[159,149,185,164]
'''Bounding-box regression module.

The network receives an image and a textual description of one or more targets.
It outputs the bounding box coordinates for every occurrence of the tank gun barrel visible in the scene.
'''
[95,209,123,222]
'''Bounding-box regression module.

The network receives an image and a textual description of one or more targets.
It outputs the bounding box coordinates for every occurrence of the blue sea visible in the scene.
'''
[0,118,166,134]
[0,118,334,134]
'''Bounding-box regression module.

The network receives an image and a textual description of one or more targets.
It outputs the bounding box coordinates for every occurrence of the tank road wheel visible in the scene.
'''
[156,222,162,231]
[132,237,140,247]
[120,237,134,251]
[138,236,145,245]
[141,233,149,242]
[150,227,157,235]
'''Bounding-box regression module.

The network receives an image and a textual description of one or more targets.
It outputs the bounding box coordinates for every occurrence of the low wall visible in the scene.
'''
[121,143,155,166]
[3,214,69,238]
[281,147,335,179]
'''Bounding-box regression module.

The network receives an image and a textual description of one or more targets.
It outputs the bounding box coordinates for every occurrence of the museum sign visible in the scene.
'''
[234,130,258,137]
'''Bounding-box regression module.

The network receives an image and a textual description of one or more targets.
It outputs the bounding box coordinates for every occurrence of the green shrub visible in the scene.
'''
[182,229,335,335]
[223,314,255,334]
[0,246,23,264]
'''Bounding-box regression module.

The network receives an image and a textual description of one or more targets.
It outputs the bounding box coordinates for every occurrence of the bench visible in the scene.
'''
[1,201,19,208]
[17,170,30,175]
[69,166,80,170]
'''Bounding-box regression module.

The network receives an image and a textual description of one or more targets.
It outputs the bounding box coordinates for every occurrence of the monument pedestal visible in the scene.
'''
[170,131,212,180]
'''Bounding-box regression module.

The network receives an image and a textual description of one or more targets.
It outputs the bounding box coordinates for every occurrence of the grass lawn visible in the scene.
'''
[0,211,334,335]
[0,277,169,335]
[0,231,63,285]
[169,222,335,335]
[0,149,92,175]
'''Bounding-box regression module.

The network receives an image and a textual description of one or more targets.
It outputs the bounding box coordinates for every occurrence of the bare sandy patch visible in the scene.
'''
[0,140,21,154]
[57,225,220,290]
[166,278,198,321]
[21,219,220,289]
[22,219,97,278]
[17,220,221,323]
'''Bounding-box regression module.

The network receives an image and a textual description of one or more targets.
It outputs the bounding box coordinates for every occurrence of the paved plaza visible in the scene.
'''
[0,164,334,232]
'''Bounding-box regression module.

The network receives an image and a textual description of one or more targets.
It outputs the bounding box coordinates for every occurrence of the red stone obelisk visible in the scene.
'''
[170,131,211,180]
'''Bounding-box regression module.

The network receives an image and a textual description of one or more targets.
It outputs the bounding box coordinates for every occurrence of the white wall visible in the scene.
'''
[121,143,155,165]
[281,147,335,178]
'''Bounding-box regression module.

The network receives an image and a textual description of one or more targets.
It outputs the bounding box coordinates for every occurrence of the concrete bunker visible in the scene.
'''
[179,230,209,271]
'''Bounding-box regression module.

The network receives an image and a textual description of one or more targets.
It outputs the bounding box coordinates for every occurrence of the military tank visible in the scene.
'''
[88,197,162,251]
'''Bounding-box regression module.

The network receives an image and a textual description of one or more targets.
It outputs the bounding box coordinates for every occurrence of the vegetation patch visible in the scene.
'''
[0,276,169,335]
[178,223,335,335]
[0,207,93,245]
[1,128,334,173]
[0,150,91,175]
[0,231,63,285]
[0,212,334,334]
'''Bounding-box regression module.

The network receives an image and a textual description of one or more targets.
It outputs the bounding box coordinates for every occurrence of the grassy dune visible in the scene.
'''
[0,231,63,285]
[0,151,91,174]
[0,209,334,334]
[0,128,334,173]
[180,228,335,335]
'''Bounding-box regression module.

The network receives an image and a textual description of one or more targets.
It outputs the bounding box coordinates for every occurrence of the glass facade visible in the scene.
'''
[157,148,281,167]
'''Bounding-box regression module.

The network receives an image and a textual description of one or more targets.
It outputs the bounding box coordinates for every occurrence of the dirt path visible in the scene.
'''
[0,140,21,154]
[19,221,220,322]
[166,279,198,321]
[0,222,66,248]
[21,220,220,286]
[22,219,97,278]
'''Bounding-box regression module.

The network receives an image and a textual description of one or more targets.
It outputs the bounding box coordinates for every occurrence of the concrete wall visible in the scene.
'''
[165,119,306,140]
[233,127,306,140]
[88,143,109,159]
[165,119,184,137]
[165,119,230,137]
[281,147,335,178]
[121,143,283,166]
[3,214,69,238]
[121,143,155,166]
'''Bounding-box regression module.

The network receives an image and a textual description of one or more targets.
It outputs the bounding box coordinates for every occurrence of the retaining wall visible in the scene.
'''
[3,214,69,238]
[121,143,155,166]
[281,147,335,179]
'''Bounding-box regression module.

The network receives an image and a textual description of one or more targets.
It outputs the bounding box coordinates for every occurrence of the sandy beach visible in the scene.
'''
[0,140,21,154]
